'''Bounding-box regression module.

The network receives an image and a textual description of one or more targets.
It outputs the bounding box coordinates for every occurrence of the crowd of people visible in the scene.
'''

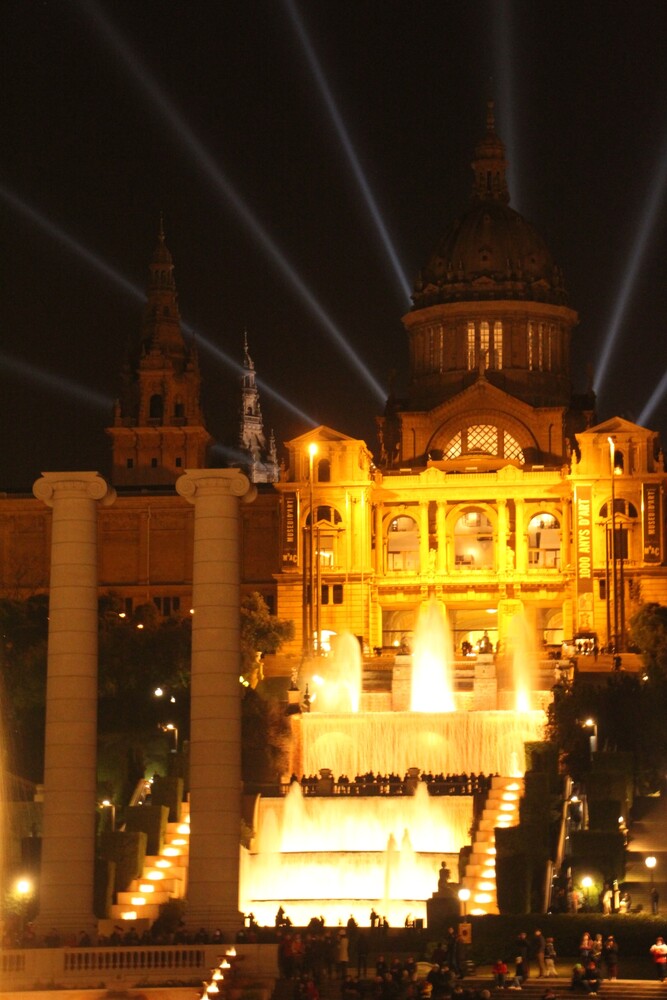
[291,772,496,797]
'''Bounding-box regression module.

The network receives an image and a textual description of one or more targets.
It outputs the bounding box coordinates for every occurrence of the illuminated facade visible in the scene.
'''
[0,107,665,657]
[273,106,667,658]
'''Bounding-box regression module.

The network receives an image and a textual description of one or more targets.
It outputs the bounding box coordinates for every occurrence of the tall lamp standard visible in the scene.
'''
[646,856,658,914]
[308,443,318,655]
[458,887,471,918]
[607,437,624,651]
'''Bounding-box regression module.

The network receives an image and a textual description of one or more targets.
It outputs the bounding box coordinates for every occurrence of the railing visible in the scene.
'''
[0,943,278,990]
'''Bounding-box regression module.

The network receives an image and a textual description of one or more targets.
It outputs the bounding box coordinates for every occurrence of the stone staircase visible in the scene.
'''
[457,977,667,998]
[462,776,524,916]
[110,806,191,922]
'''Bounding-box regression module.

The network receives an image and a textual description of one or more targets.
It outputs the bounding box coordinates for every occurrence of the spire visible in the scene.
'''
[141,219,185,360]
[471,99,510,204]
[238,333,279,483]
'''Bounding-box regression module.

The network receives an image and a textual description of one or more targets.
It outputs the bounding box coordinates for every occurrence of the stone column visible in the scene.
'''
[33,472,114,937]
[374,503,384,574]
[436,501,447,573]
[497,499,507,574]
[515,498,527,573]
[176,469,255,930]
[419,501,429,573]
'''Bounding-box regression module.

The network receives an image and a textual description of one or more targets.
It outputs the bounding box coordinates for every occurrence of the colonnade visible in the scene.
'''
[33,469,254,936]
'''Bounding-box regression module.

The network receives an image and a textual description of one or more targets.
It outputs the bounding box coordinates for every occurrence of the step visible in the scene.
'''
[118,889,172,905]
[143,858,188,880]
[110,901,161,920]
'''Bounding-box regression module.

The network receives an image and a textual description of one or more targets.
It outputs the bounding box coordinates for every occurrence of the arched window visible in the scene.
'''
[493,321,503,369]
[443,425,524,463]
[317,458,331,482]
[387,515,420,572]
[528,512,561,569]
[174,398,185,418]
[149,394,163,420]
[453,508,494,569]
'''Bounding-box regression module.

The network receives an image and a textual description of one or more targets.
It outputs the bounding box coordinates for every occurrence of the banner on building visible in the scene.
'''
[575,485,594,631]
[643,483,662,564]
[281,492,299,569]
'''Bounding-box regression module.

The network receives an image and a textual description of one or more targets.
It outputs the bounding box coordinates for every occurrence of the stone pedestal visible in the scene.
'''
[472,653,497,710]
[33,472,114,937]
[176,469,255,931]
[391,655,411,710]
[426,884,461,931]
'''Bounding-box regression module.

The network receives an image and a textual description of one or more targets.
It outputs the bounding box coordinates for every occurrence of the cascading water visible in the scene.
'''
[239,605,548,926]
[411,597,456,712]
[308,631,362,713]
[506,612,538,712]
[242,781,472,926]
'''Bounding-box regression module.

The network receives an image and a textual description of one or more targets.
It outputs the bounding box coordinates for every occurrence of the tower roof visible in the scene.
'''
[412,102,567,308]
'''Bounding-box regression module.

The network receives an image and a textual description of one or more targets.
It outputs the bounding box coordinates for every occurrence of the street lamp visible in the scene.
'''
[646,856,657,886]
[160,722,179,751]
[458,887,471,918]
[581,875,593,910]
[308,442,318,655]
[100,798,116,832]
[15,876,33,942]
[607,436,624,652]
[583,718,597,754]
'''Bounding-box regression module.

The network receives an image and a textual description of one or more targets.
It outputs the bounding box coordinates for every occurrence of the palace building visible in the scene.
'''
[0,105,665,659]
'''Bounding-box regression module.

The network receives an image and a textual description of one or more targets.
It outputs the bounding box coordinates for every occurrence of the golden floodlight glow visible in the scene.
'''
[163,847,181,856]
[139,883,154,893]
[474,893,493,904]
[172,837,187,846]
[121,911,138,920]
[155,859,171,868]
[146,871,164,881]
[177,823,190,834]
[506,782,521,791]
[130,896,147,906]
[482,869,496,879]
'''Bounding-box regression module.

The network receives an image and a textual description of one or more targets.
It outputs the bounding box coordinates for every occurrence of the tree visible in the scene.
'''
[240,592,294,687]
[0,595,48,781]
[629,603,667,681]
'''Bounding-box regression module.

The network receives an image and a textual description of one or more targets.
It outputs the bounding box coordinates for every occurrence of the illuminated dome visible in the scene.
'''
[412,102,567,308]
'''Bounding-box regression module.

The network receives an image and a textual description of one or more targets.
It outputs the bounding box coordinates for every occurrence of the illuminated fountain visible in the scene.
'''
[306,632,362,713]
[411,597,455,712]
[506,612,539,712]
[240,601,547,925]
[240,780,473,926]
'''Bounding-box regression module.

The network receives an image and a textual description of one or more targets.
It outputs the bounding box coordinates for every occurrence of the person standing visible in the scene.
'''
[532,929,547,977]
[650,936,667,982]
[515,931,530,979]
[544,937,559,977]
[602,935,618,980]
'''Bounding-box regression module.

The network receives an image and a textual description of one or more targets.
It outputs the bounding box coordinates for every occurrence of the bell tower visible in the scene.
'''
[108,223,212,486]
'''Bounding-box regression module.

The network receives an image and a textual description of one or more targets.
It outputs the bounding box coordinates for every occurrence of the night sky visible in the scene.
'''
[1,1,666,491]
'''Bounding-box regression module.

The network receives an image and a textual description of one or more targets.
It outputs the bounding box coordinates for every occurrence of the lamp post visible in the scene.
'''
[100,798,116,832]
[308,442,318,655]
[160,722,179,752]
[581,875,593,911]
[458,887,471,918]
[15,876,33,944]
[647,857,658,913]
[607,436,624,652]
[583,717,598,754]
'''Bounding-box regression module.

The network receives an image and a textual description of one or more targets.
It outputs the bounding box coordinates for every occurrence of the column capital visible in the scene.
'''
[176,468,256,504]
[33,472,115,507]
